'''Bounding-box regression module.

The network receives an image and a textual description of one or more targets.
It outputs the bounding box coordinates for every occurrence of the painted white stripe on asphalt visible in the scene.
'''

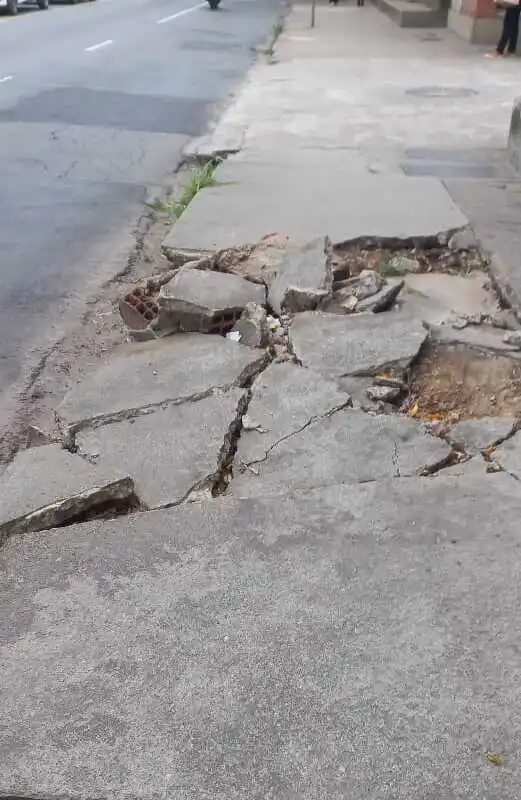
[157,3,205,24]
[0,75,13,83]
[85,39,113,52]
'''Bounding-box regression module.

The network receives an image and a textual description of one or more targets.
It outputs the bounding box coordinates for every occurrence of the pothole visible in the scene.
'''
[404,342,521,423]
[332,238,484,282]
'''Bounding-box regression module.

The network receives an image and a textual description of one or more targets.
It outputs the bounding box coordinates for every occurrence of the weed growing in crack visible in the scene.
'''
[146,161,218,220]
[264,17,284,56]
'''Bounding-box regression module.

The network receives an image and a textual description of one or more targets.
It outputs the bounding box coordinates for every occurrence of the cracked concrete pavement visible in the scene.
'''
[2,3,521,797]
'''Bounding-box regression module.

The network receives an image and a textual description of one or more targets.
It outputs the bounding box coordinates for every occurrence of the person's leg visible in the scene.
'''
[507,6,521,52]
[496,9,512,54]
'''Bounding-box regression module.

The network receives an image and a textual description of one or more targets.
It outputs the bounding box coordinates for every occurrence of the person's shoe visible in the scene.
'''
[485,51,505,58]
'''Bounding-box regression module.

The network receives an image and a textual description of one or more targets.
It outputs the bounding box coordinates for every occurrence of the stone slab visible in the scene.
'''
[56,335,267,434]
[157,269,266,334]
[2,475,521,798]
[234,408,451,497]
[449,416,516,455]
[236,362,352,464]
[289,310,427,379]
[77,390,245,509]
[162,170,468,258]
[268,236,332,316]
[403,271,498,318]
[0,444,134,542]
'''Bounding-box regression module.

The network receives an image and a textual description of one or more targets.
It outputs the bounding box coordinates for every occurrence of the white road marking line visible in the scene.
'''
[0,76,13,83]
[157,3,205,24]
[85,39,113,52]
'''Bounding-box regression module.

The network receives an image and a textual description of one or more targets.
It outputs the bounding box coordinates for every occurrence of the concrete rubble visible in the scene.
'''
[4,3,521,796]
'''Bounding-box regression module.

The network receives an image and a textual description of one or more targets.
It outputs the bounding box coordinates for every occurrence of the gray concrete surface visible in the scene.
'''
[2,475,521,798]
[290,310,427,379]
[234,409,451,497]
[57,335,267,433]
[236,362,352,463]
[449,416,517,454]
[0,443,134,540]
[0,0,284,426]
[492,433,521,478]
[76,389,245,508]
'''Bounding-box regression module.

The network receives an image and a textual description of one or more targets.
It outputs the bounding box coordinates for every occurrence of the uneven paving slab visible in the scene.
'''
[0,444,135,543]
[289,310,427,380]
[492,433,521,479]
[57,335,267,435]
[403,271,498,318]
[162,170,467,259]
[267,236,332,315]
[157,268,266,335]
[1,476,521,798]
[236,362,352,464]
[449,416,517,455]
[77,389,246,509]
[234,408,451,496]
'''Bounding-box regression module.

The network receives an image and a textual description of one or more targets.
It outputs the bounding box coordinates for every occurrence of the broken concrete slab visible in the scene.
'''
[234,409,451,497]
[56,335,268,436]
[156,268,266,336]
[231,302,269,348]
[76,390,246,509]
[289,310,427,380]
[0,444,136,543]
[403,271,498,319]
[427,321,521,356]
[235,362,352,464]
[3,475,521,798]
[268,236,333,315]
[162,170,468,260]
[491,433,521,479]
[449,416,517,455]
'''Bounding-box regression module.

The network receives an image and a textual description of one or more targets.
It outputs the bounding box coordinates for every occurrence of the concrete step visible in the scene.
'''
[377,0,448,27]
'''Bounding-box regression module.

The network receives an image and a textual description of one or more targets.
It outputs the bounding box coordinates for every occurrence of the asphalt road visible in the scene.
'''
[0,0,281,399]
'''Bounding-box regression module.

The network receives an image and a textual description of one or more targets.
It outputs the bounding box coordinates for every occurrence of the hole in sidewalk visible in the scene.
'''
[332,239,484,284]
[402,342,521,424]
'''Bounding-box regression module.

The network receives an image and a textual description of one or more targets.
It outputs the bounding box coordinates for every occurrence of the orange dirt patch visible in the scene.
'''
[405,343,521,423]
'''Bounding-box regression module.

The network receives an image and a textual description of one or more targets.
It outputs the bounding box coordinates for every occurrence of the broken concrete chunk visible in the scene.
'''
[156,268,266,336]
[231,302,269,348]
[233,411,451,497]
[351,269,385,300]
[403,272,498,320]
[235,362,352,465]
[77,390,246,509]
[366,385,401,403]
[289,311,427,380]
[57,335,268,435]
[268,236,333,316]
[448,416,517,455]
[489,309,520,331]
[0,444,136,543]
[369,280,405,313]
[448,227,477,251]
[503,331,521,350]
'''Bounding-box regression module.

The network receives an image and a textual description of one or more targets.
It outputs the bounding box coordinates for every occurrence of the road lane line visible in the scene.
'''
[0,76,13,83]
[85,39,113,52]
[157,3,205,24]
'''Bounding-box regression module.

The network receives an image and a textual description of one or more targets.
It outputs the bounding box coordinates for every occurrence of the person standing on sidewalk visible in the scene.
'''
[487,0,521,57]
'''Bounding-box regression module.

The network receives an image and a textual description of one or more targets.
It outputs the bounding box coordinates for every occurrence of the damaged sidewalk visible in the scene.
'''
[2,3,521,798]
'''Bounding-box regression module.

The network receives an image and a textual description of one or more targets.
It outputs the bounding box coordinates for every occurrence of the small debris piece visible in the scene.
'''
[385,256,421,275]
[366,385,401,403]
[231,303,269,349]
[226,331,242,343]
[352,269,384,301]
[268,236,333,315]
[485,752,507,766]
[119,287,160,332]
[242,415,268,433]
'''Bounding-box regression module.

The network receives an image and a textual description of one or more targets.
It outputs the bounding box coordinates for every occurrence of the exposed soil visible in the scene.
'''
[405,343,521,423]
[332,241,485,281]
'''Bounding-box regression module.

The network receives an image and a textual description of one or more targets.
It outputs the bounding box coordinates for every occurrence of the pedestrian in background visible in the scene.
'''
[487,0,521,57]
